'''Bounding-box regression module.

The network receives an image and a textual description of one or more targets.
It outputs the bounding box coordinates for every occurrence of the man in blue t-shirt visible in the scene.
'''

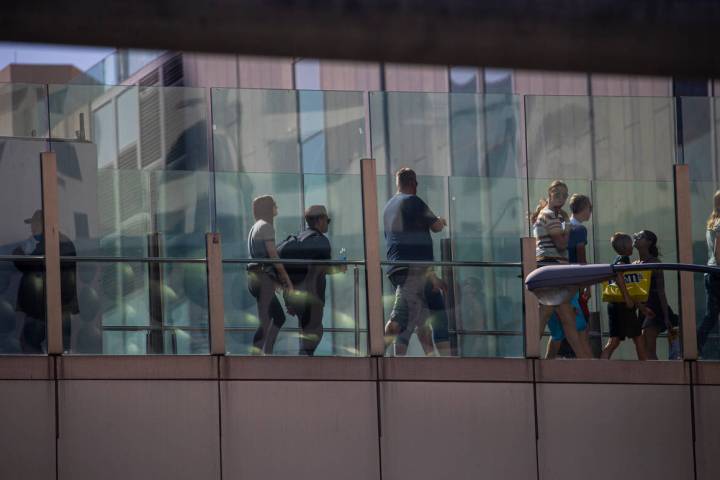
[383,168,446,355]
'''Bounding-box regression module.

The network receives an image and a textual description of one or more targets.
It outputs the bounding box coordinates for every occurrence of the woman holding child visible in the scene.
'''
[532,180,592,359]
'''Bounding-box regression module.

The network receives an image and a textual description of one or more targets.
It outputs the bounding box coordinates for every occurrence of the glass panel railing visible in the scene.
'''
[0,259,46,354]
[526,94,680,360]
[0,83,49,138]
[379,263,524,357]
[49,84,211,260]
[525,95,675,182]
[211,87,366,174]
[49,84,210,171]
[0,138,47,355]
[223,261,367,356]
[678,97,720,361]
[212,88,368,356]
[370,92,526,358]
[62,259,209,354]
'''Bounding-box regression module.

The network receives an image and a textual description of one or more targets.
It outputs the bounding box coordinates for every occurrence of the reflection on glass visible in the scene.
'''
[92,101,116,168]
[690,181,720,360]
[54,142,210,258]
[0,83,49,138]
[216,173,364,261]
[0,139,45,255]
[381,265,524,357]
[49,84,209,171]
[526,95,675,181]
[212,88,365,174]
[0,260,46,354]
[65,261,209,354]
[377,174,525,263]
[223,263,367,356]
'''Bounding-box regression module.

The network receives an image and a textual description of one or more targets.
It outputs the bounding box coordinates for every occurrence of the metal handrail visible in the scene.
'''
[381,260,521,268]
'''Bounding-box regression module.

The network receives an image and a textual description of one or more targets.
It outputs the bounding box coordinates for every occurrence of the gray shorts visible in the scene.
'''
[389,267,431,343]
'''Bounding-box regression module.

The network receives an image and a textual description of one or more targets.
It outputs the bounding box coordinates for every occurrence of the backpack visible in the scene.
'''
[276,230,321,285]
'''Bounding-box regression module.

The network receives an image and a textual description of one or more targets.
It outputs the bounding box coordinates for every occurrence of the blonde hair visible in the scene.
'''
[707,190,720,230]
[530,180,569,224]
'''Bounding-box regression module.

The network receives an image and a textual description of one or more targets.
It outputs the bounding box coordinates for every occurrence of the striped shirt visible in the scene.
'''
[533,207,568,260]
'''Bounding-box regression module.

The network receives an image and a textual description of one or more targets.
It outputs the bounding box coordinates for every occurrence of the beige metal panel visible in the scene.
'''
[522,237,540,358]
[694,361,720,385]
[535,358,690,385]
[536,383,693,480]
[206,233,226,355]
[319,60,381,91]
[590,74,673,97]
[57,356,217,380]
[381,382,536,480]
[222,381,379,480]
[237,55,294,89]
[674,164,698,359]
[182,53,238,88]
[513,70,589,95]
[220,356,376,381]
[383,64,449,92]
[41,151,63,354]
[59,380,220,480]
[380,357,533,382]
[0,380,55,480]
[695,385,720,480]
[361,158,385,356]
[0,356,53,380]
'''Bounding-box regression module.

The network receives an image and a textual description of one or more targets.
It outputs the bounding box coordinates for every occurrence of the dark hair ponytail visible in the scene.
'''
[649,244,660,258]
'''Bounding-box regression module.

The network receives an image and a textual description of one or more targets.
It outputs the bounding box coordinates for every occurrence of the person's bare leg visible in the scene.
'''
[556,303,592,359]
[643,327,659,360]
[601,337,620,359]
[394,339,408,356]
[416,324,435,356]
[546,340,561,359]
[632,336,648,360]
[539,305,554,338]
[435,340,452,356]
[384,320,401,351]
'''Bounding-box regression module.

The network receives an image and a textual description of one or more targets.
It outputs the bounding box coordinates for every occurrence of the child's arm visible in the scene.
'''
[615,272,635,309]
[575,243,587,264]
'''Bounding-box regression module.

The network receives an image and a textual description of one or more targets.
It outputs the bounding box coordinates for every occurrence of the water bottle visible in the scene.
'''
[338,247,347,262]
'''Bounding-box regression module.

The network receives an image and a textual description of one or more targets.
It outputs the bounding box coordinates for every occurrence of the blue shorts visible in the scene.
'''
[547,292,587,341]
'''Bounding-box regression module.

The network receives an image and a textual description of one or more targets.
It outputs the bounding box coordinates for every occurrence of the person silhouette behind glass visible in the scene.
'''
[13,210,78,353]
[383,167,447,355]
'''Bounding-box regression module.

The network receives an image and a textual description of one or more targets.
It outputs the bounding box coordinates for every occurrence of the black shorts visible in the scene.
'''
[608,303,642,340]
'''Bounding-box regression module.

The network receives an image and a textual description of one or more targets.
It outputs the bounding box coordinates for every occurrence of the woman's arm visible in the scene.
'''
[548,226,570,252]
[265,240,294,290]
[714,235,720,264]
[654,271,671,328]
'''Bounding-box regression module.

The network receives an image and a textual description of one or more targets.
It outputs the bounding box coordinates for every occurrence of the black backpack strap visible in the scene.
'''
[298,229,321,242]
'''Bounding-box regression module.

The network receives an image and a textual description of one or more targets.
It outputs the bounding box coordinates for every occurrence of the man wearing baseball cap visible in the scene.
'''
[283,205,339,355]
[13,209,78,353]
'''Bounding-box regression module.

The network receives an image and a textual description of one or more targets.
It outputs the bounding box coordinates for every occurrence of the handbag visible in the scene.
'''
[601,270,651,303]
